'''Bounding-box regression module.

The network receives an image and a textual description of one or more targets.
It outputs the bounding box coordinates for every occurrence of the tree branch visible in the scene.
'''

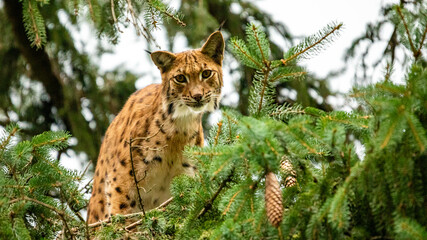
[198,169,234,218]
[281,23,342,65]
[396,6,418,58]
[129,137,146,216]
[10,196,75,239]
[4,0,65,109]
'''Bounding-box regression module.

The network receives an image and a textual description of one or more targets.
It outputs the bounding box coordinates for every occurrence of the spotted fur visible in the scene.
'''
[87,31,224,224]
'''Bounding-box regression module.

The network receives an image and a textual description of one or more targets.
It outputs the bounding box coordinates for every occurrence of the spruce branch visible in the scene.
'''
[33,136,69,148]
[0,126,19,155]
[286,127,318,154]
[396,6,418,58]
[269,71,306,83]
[222,190,242,216]
[214,121,223,146]
[404,112,426,152]
[270,104,305,119]
[251,24,268,63]
[198,169,234,218]
[225,115,235,143]
[110,0,123,33]
[229,38,263,69]
[281,23,342,65]
[394,216,427,240]
[380,116,400,149]
[86,0,96,23]
[10,196,75,239]
[212,158,232,178]
[229,181,260,220]
[146,0,186,27]
[22,0,47,49]
[257,69,272,115]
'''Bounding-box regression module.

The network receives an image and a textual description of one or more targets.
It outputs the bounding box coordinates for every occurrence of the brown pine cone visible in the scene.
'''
[280,155,297,188]
[265,171,283,227]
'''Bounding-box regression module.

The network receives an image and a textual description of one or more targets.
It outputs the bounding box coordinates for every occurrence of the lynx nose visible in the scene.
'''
[193,94,203,102]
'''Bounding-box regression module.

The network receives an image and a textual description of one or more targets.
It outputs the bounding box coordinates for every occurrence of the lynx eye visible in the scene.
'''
[201,70,212,79]
[174,74,187,83]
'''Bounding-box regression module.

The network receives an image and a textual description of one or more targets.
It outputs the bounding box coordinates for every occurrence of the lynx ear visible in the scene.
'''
[151,51,177,72]
[201,31,225,66]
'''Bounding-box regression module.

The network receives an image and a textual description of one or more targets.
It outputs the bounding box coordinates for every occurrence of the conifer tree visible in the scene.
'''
[0,124,89,239]
[17,0,185,49]
[1,3,425,240]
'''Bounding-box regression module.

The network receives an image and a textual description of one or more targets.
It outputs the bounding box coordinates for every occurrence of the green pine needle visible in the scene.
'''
[282,22,343,65]
[22,0,47,49]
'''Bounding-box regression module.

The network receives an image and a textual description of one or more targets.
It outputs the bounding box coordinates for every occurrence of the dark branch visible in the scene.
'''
[4,0,65,109]
[198,169,234,218]
[129,137,146,216]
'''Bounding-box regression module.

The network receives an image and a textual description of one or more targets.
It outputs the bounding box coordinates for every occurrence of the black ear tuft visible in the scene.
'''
[151,51,176,72]
[201,31,225,66]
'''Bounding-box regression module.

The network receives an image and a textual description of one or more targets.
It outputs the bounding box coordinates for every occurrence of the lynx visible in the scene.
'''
[87,31,224,223]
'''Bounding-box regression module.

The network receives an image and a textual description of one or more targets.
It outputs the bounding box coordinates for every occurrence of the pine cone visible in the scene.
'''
[280,155,297,188]
[265,171,283,227]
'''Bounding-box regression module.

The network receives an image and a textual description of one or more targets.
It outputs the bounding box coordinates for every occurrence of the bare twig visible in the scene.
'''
[124,197,173,231]
[416,25,427,59]
[124,0,162,49]
[78,178,93,194]
[87,211,144,228]
[130,122,165,143]
[157,196,174,209]
[79,161,92,180]
[129,137,146,216]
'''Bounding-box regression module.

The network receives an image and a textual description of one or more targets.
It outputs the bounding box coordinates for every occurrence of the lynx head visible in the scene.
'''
[151,31,224,119]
